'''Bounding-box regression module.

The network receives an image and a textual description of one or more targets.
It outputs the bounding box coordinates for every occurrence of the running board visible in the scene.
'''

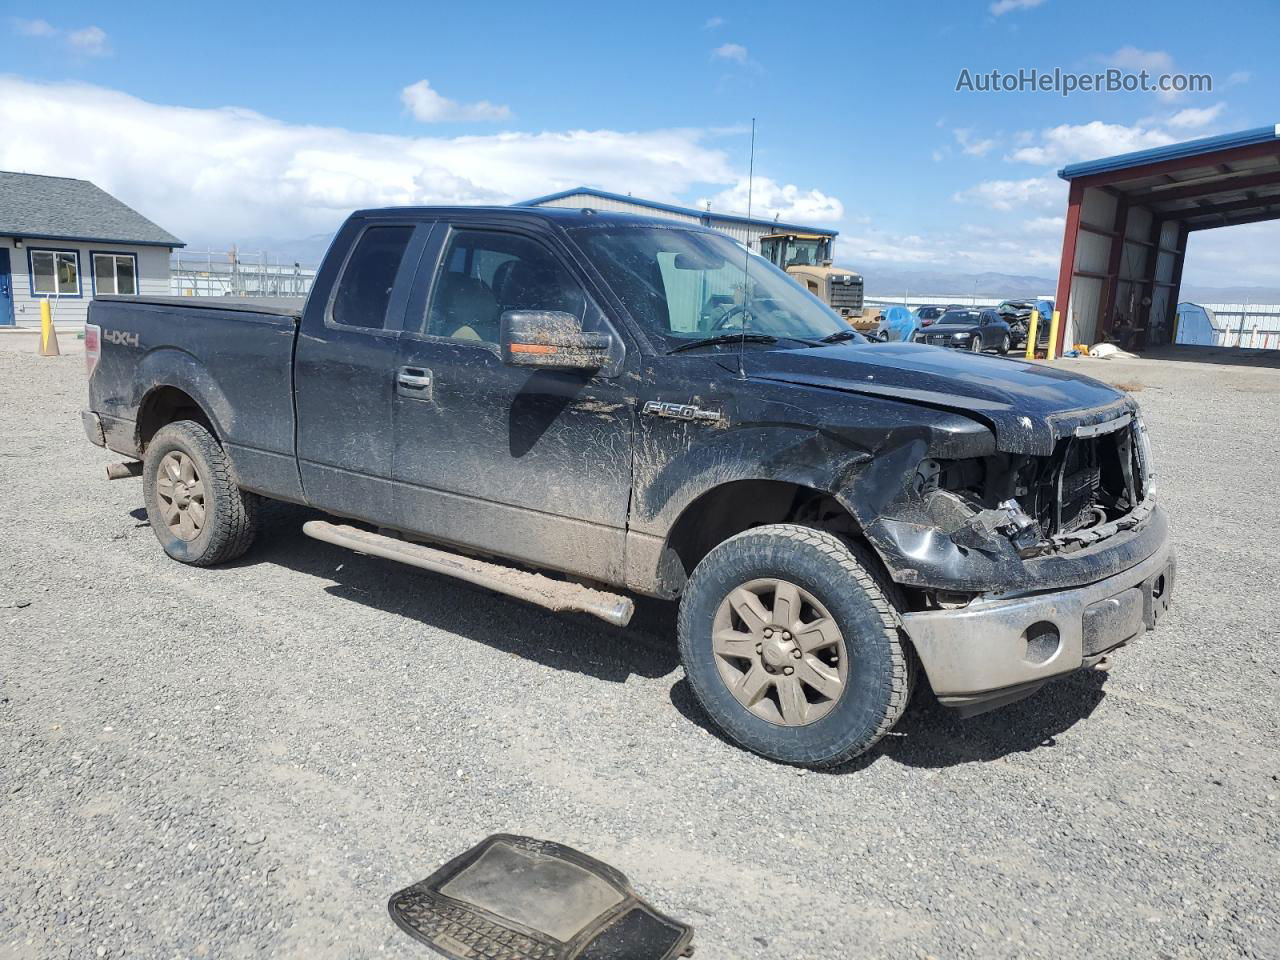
[301,521,634,627]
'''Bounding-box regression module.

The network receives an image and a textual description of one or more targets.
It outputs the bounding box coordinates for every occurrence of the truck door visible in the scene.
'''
[391,224,634,583]
[294,218,433,522]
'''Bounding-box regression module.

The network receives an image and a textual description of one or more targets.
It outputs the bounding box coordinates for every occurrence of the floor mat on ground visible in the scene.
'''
[388,834,694,959]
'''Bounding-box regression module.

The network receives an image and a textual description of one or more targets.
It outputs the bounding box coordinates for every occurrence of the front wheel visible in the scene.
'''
[968,336,982,352]
[677,525,913,766]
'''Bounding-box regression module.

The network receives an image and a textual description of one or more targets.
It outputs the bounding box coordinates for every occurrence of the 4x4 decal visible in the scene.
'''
[103,329,141,348]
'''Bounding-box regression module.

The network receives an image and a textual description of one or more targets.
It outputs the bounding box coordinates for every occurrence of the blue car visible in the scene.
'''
[877,305,919,342]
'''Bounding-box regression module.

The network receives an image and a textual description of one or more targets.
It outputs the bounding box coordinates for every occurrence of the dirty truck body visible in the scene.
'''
[83,206,1174,766]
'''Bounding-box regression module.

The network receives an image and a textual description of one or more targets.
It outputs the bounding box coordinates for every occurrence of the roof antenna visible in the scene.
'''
[737,118,756,381]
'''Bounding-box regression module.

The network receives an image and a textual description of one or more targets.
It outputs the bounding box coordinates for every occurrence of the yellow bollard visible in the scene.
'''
[1024,308,1040,360]
[39,300,61,357]
[1045,310,1061,362]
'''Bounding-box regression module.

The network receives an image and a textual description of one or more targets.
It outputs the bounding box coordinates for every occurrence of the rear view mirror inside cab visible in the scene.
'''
[673,252,725,271]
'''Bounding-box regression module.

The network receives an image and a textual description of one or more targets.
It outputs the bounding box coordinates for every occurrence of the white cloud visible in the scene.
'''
[67,25,109,55]
[989,0,1045,15]
[1225,70,1251,87]
[400,79,511,123]
[1099,47,1191,101]
[1182,221,1280,287]
[698,177,844,223]
[837,224,1060,273]
[953,128,995,157]
[711,43,748,64]
[1024,215,1065,233]
[10,18,109,54]
[1101,46,1175,73]
[1006,120,1176,166]
[0,77,795,247]
[1165,103,1224,130]
[13,18,57,36]
[703,16,725,29]
[953,176,1063,211]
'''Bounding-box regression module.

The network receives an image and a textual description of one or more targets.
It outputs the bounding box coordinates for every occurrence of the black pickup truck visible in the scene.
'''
[82,206,1174,766]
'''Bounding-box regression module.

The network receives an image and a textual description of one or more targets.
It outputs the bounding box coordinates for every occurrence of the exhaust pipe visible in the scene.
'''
[105,461,143,480]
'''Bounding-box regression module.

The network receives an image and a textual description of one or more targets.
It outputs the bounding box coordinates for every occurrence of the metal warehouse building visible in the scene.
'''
[1052,124,1280,355]
[517,186,838,251]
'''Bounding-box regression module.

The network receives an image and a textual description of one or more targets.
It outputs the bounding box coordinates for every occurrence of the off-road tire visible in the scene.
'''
[142,420,260,566]
[677,524,912,767]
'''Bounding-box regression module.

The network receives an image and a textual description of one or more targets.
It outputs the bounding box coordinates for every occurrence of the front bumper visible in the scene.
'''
[902,530,1175,712]
[915,335,974,349]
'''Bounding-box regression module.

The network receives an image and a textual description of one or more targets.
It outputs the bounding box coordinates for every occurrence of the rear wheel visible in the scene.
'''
[142,420,260,566]
[999,333,1011,354]
[677,524,912,766]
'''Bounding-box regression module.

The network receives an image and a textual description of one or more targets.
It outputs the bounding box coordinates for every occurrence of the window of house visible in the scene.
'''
[30,250,80,296]
[93,253,138,295]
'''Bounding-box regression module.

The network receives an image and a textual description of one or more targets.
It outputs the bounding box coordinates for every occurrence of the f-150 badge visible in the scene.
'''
[642,400,723,424]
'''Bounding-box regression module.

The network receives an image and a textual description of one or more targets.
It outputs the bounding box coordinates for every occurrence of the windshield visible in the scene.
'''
[939,310,982,325]
[567,224,858,351]
[779,238,825,267]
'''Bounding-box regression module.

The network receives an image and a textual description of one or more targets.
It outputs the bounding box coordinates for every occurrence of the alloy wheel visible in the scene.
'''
[155,451,206,541]
[711,578,848,726]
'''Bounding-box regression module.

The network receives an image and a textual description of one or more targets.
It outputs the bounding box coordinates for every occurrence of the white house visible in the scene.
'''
[0,171,183,327]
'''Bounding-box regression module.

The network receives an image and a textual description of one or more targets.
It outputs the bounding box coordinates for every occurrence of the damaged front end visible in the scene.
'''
[865,407,1163,596]
[857,405,1174,714]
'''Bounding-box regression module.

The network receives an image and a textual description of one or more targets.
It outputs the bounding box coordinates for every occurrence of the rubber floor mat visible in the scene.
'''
[389,834,694,959]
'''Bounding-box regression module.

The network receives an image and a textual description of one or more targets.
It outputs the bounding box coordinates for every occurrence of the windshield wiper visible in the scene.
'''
[819,329,859,343]
[668,333,778,354]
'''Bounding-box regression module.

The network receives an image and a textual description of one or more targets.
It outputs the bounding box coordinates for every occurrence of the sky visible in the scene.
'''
[1,0,1277,287]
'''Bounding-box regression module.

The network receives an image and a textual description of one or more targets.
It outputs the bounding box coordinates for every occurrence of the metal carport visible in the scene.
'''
[1052,124,1280,355]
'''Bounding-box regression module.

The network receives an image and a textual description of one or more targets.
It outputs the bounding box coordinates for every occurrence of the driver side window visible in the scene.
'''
[424,230,586,345]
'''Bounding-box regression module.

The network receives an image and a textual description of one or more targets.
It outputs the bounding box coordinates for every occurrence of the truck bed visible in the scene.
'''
[95,295,306,319]
[87,295,303,501]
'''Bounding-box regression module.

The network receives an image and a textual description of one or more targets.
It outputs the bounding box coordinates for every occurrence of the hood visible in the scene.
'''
[745,341,1129,455]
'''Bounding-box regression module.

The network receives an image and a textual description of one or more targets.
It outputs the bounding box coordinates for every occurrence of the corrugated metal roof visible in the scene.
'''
[0,171,184,247]
[516,186,839,236]
[1059,124,1280,180]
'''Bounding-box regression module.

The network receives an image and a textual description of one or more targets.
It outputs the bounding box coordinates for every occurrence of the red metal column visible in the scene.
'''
[1098,196,1130,340]
[1053,180,1084,357]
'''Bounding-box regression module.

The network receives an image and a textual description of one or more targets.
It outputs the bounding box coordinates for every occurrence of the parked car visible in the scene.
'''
[997,299,1034,350]
[82,206,1172,768]
[913,307,1014,353]
[914,305,946,327]
[878,305,918,342]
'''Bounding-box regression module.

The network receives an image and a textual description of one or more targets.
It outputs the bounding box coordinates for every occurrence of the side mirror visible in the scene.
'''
[500,310,613,370]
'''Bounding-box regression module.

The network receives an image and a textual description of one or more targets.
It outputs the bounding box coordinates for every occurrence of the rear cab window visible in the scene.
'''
[330,225,416,330]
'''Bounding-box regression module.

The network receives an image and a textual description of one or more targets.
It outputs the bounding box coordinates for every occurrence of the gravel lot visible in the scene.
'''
[2,338,1278,959]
